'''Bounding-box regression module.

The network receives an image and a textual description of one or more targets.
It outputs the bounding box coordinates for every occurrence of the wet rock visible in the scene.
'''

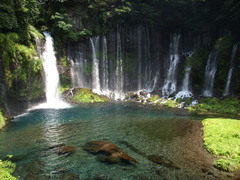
[83,141,138,164]
[58,146,76,155]
[97,155,122,164]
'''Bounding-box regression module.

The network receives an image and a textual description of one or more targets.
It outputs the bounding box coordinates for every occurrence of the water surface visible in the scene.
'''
[0,102,222,179]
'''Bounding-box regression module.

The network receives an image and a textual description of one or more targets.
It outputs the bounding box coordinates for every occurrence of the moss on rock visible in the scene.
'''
[63,88,109,103]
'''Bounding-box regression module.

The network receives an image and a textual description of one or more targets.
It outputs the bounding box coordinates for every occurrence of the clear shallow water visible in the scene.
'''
[0,103,213,179]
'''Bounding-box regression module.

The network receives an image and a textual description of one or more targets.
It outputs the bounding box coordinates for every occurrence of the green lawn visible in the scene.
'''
[202,118,240,171]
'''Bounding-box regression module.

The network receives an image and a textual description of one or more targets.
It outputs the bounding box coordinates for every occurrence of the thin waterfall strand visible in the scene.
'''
[223,44,238,96]
[203,51,218,97]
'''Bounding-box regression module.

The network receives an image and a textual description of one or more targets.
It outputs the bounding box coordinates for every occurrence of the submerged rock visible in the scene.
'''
[83,141,138,164]
[58,146,76,155]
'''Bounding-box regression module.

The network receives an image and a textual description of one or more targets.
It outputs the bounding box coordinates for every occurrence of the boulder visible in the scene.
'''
[83,141,138,164]
[58,146,76,155]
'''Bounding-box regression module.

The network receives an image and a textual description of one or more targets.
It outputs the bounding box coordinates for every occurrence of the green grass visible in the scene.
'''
[202,118,240,171]
[0,156,17,180]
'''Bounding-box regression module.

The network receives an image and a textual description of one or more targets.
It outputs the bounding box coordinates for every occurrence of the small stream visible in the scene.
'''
[0,103,235,179]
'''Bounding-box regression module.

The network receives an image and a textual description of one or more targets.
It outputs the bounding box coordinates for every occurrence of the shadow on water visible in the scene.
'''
[0,102,237,179]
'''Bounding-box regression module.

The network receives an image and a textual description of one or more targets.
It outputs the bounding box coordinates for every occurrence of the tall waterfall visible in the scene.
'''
[101,36,109,94]
[66,27,213,99]
[203,51,218,97]
[35,32,69,109]
[223,44,238,96]
[114,32,124,100]
[137,27,142,90]
[90,37,101,94]
[162,34,181,97]
[175,52,193,99]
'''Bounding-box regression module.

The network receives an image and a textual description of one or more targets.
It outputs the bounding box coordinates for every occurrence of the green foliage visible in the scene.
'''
[191,97,240,115]
[202,118,240,171]
[0,1,18,30]
[176,97,193,106]
[186,47,210,93]
[61,56,68,67]
[214,36,234,91]
[29,25,44,40]
[71,88,108,103]
[0,32,42,88]
[0,156,17,180]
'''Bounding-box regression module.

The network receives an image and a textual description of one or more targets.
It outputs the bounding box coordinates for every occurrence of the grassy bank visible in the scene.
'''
[202,118,240,171]
[189,97,240,115]
[0,156,17,180]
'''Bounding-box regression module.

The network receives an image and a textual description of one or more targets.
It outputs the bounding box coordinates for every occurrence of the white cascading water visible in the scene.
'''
[223,44,238,96]
[101,36,109,95]
[90,37,101,94]
[162,33,181,97]
[145,73,159,93]
[175,52,194,99]
[137,26,142,90]
[35,32,69,109]
[114,32,124,100]
[203,50,218,97]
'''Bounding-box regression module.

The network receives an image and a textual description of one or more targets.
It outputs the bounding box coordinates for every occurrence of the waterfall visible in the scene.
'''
[223,44,238,96]
[137,27,142,90]
[145,73,160,93]
[35,32,69,109]
[114,32,124,100]
[175,52,193,99]
[101,36,109,94]
[69,44,89,89]
[162,33,181,97]
[181,66,192,92]
[203,50,218,97]
[90,37,101,94]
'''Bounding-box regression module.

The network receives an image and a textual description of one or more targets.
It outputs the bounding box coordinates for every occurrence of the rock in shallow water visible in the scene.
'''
[58,146,76,155]
[83,141,138,164]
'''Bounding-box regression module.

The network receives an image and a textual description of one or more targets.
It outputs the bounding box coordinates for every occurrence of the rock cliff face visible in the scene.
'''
[62,26,239,99]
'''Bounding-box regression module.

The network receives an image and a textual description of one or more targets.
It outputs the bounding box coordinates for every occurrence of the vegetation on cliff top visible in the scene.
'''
[202,118,240,171]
